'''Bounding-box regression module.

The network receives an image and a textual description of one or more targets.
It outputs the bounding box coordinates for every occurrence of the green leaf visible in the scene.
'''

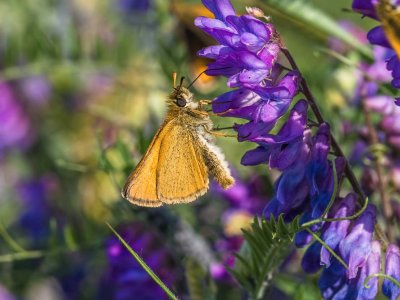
[259,0,373,59]
[230,216,299,300]
[185,259,216,300]
[106,223,179,300]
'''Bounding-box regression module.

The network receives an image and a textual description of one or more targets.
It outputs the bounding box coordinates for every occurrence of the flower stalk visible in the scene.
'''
[281,48,389,246]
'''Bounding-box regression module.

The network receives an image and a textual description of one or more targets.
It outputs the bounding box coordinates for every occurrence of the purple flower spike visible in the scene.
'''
[320,194,356,267]
[382,244,400,300]
[339,204,376,279]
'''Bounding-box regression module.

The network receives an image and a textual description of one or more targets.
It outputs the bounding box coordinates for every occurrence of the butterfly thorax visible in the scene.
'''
[166,87,212,130]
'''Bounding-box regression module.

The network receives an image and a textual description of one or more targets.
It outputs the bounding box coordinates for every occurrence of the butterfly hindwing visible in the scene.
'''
[122,121,175,207]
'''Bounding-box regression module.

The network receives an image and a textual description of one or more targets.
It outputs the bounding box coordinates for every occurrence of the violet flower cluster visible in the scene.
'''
[352,0,400,102]
[195,0,400,299]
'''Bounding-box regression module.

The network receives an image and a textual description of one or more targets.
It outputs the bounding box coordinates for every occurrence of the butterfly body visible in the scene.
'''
[122,86,234,207]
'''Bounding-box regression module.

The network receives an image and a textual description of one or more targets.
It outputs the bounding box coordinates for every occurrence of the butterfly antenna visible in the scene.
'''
[187,67,232,89]
[172,72,177,88]
[179,76,185,89]
[187,70,208,89]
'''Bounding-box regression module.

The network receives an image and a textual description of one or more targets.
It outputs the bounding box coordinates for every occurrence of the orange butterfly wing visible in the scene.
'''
[156,125,209,204]
[122,120,175,207]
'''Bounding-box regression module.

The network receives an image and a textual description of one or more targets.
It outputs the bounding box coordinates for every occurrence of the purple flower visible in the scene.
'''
[0,82,32,153]
[117,0,152,13]
[352,240,381,300]
[241,99,309,168]
[211,236,243,281]
[302,241,323,273]
[17,177,57,248]
[320,194,356,267]
[319,259,350,300]
[18,75,52,105]
[339,204,376,279]
[382,244,400,300]
[352,0,400,99]
[213,173,267,214]
[196,3,280,88]
[0,286,15,300]
[100,223,179,300]
[213,71,300,141]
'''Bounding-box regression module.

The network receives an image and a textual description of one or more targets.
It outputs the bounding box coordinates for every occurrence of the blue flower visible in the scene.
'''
[382,244,400,300]
[339,205,376,279]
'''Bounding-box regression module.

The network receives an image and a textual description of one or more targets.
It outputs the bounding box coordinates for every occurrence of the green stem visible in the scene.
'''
[364,273,400,289]
[305,228,348,270]
[301,197,369,229]
[320,160,338,218]
[0,251,43,263]
[0,222,26,252]
[106,222,179,300]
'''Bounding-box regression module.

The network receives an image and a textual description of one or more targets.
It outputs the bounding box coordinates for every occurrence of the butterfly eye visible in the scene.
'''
[176,96,187,107]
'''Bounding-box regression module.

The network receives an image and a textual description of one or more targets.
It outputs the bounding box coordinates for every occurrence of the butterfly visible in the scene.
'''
[122,74,234,207]
[376,0,400,57]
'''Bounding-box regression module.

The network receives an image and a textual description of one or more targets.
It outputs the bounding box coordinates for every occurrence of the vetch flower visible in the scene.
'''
[350,240,381,300]
[339,204,376,279]
[320,194,356,267]
[382,244,400,300]
[319,259,350,300]
[196,1,280,88]
[241,99,309,168]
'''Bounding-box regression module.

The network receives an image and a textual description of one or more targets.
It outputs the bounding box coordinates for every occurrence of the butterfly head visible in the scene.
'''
[169,76,196,109]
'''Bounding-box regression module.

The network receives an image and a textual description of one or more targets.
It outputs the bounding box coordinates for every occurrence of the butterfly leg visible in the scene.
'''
[202,125,237,138]
[198,99,213,110]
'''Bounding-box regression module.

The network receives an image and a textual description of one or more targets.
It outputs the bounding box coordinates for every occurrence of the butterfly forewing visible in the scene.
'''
[157,124,209,203]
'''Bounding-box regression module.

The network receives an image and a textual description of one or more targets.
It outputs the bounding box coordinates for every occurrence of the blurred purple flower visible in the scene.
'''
[328,21,368,54]
[0,82,32,153]
[211,236,243,281]
[0,285,15,300]
[100,223,179,300]
[117,0,152,13]
[213,173,267,214]
[382,244,400,300]
[17,177,57,248]
[18,76,52,105]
